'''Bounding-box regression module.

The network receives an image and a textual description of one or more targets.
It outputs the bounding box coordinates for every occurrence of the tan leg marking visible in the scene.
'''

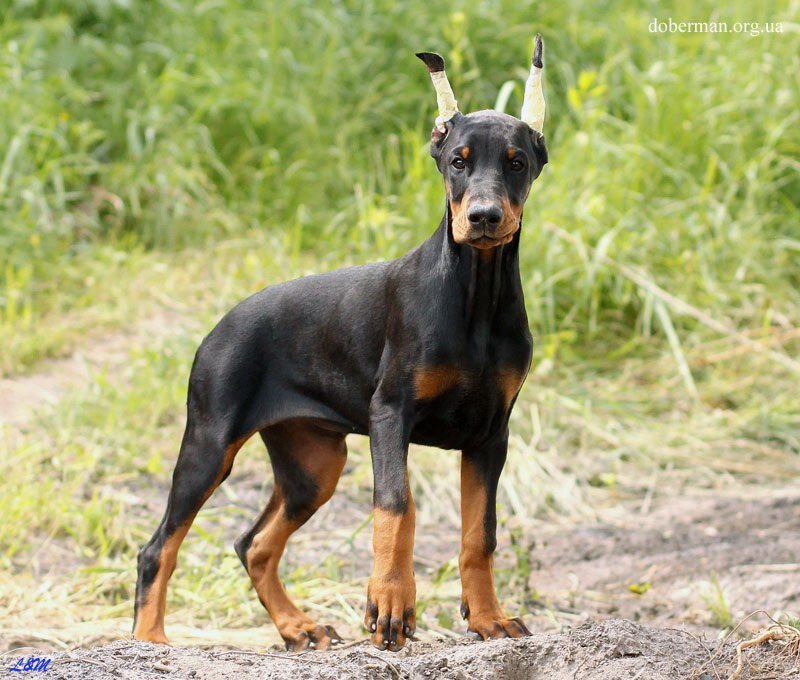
[133,524,189,644]
[365,499,417,649]
[459,457,529,640]
[133,435,245,645]
[246,422,346,650]
[133,438,246,644]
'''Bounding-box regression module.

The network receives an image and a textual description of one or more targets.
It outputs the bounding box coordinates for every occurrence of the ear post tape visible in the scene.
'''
[416,52,459,132]
[520,34,545,133]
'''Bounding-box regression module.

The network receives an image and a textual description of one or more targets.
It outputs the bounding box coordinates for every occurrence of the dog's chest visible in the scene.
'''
[409,331,532,448]
[410,366,524,448]
[412,363,524,407]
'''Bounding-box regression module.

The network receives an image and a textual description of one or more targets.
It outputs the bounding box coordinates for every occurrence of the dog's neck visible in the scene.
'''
[430,206,524,357]
[457,241,503,329]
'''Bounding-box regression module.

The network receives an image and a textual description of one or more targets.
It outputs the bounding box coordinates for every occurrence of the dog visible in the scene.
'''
[133,36,548,652]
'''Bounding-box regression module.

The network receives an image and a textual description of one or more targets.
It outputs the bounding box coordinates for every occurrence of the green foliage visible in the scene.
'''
[1,0,798,375]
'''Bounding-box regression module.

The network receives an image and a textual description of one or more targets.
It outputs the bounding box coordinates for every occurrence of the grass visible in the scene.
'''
[1,0,799,651]
[701,572,735,632]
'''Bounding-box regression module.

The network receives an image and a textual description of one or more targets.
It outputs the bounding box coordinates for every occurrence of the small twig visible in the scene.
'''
[331,639,369,651]
[112,642,142,652]
[362,652,402,680]
[690,610,776,678]
[691,609,800,680]
[210,649,327,665]
[51,655,110,669]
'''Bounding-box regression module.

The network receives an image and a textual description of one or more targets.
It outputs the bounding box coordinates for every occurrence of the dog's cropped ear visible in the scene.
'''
[530,129,548,178]
[429,113,462,161]
[417,51,460,163]
[520,35,545,134]
[520,35,547,180]
[430,124,447,158]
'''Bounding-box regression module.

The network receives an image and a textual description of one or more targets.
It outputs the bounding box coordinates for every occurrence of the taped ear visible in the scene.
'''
[416,52,459,132]
[520,35,546,133]
[429,114,462,161]
[530,129,548,178]
[430,124,447,159]
[418,51,462,163]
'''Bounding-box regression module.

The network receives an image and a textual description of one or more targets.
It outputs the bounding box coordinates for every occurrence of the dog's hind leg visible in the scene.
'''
[234,419,347,651]
[133,414,248,644]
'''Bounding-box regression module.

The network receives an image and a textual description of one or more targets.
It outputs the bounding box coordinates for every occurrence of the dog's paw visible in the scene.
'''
[282,623,344,651]
[364,576,416,650]
[463,607,531,640]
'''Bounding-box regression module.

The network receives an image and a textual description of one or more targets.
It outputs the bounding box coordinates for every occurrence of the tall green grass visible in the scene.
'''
[1,0,798,375]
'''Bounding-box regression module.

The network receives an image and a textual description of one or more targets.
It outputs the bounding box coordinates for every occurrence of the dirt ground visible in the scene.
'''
[525,492,800,636]
[8,618,798,679]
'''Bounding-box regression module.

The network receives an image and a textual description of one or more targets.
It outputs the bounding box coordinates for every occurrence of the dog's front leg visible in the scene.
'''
[459,436,531,639]
[364,391,416,650]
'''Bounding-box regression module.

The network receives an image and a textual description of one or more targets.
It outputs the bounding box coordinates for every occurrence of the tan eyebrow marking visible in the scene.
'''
[459,147,470,159]
[506,147,517,160]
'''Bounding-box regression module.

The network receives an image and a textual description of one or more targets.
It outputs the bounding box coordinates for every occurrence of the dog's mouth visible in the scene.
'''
[469,235,500,249]
[468,232,515,249]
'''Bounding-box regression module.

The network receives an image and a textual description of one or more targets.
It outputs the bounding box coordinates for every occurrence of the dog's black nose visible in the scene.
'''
[467,203,503,227]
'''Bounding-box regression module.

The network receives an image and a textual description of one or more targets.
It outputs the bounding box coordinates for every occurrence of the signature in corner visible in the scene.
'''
[7,656,52,673]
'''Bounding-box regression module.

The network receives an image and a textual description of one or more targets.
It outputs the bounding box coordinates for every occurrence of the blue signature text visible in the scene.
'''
[8,656,52,673]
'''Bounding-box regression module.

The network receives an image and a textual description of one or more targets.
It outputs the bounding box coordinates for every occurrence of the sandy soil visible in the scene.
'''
[18,619,797,679]
[0,311,195,429]
[525,492,800,636]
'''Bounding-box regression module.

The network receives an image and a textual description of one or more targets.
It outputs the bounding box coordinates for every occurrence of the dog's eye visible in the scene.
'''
[510,158,525,171]
[451,157,466,170]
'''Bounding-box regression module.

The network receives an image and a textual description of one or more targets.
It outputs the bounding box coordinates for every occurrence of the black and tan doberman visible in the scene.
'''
[134,37,549,652]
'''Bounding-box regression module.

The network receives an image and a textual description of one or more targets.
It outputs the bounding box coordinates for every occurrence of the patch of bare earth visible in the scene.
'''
[0,311,196,430]
[20,619,797,679]
[526,491,800,636]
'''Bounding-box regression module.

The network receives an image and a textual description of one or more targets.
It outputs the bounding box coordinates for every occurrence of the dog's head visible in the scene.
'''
[417,37,548,249]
